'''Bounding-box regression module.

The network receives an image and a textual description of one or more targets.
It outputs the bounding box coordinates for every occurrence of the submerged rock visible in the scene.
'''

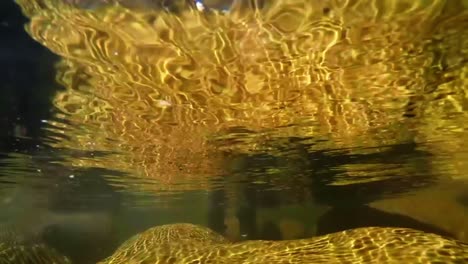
[97,223,468,263]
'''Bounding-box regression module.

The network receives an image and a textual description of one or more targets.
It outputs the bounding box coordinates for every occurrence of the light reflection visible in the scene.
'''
[13,0,468,195]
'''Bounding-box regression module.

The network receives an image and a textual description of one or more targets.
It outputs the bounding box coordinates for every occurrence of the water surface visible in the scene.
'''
[1,0,468,263]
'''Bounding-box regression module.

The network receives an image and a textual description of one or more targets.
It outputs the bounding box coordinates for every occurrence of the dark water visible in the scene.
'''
[1,0,468,263]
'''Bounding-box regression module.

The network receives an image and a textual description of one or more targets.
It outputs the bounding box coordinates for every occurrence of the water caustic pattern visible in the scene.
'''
[8,1,468,263]
[12,0,468,193]
[2,223,468,264]
[0,243,71,264]
[100,223,468,263]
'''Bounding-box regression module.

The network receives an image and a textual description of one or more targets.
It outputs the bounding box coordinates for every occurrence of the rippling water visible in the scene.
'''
[1,0,468,263]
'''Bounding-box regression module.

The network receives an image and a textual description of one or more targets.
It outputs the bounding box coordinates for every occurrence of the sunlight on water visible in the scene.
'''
[13,0,467,195]
[8,1,468,255]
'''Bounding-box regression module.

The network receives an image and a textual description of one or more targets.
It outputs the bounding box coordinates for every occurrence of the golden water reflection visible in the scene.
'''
[14,0,468,198]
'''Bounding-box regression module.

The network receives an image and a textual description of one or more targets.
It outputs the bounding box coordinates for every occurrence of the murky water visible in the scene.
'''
[1,0,468,263]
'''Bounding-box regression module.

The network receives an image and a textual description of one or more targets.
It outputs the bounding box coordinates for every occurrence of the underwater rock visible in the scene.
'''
[97,223,468,263]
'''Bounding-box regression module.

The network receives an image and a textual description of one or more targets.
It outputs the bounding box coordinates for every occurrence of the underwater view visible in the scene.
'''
[1,0,468,263]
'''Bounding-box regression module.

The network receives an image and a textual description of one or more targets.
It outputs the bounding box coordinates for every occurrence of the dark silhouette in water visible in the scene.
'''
[0,0,59,145]
[208,189,227,235]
